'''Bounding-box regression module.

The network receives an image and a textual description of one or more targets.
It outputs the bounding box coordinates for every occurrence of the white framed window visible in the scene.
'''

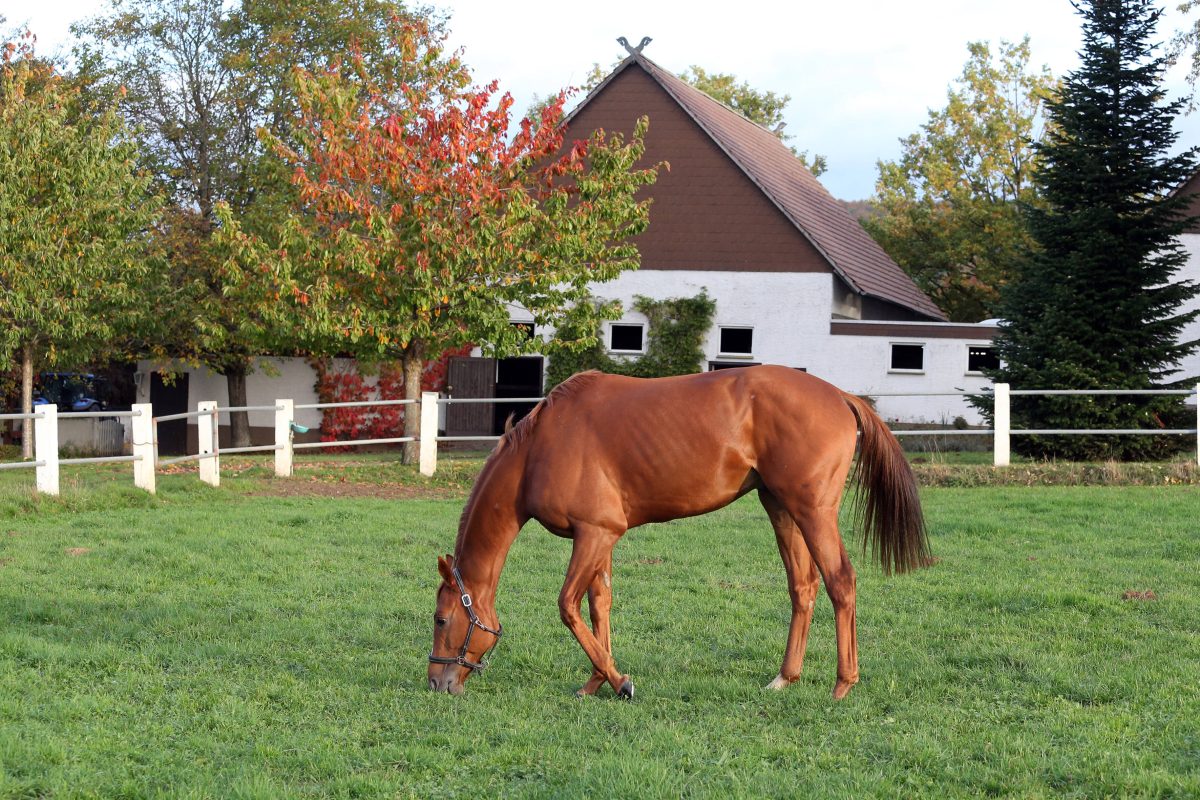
[608,323,646,353]
[889,342,925,373]
[966,345,999,375]
[718,326,754,357]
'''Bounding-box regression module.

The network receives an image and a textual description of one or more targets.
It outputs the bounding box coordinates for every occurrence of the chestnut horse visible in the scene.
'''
[428,366,929,699]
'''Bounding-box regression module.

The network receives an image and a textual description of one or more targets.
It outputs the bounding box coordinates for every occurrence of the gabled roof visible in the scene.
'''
[569,54,947,321]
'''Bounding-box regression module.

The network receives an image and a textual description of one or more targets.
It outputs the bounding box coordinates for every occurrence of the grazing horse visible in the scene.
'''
[428,366,929,699]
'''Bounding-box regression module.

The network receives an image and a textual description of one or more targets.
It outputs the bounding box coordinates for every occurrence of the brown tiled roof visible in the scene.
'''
[575,55,947,321]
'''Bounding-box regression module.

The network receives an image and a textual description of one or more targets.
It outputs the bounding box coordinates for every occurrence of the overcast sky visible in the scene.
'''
[6,0,1200,199]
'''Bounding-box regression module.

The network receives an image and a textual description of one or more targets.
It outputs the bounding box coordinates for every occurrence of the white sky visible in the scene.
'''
[6,0,1200,199]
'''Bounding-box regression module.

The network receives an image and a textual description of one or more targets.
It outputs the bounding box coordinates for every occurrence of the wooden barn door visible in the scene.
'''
[445,357,495,437]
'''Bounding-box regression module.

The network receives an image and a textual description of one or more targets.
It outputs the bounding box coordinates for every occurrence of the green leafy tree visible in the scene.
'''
[985,0,1199,461]
[865,39,1055,322]
[217,20,660,463]
[73,0,434,446]
[1172,0,1200,86]
[73,0,265,445]
[0,37,159,457]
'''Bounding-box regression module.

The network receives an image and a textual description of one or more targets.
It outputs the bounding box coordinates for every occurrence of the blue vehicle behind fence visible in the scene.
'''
[33,373,108,413]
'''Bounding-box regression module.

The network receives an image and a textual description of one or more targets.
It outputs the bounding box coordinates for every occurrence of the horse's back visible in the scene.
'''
[519,367,859,530]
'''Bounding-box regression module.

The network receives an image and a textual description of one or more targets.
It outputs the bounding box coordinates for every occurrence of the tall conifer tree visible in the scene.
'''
[988,0,1199,460]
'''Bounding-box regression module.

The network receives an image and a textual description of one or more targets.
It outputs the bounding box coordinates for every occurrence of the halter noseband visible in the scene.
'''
[428,566,503,672]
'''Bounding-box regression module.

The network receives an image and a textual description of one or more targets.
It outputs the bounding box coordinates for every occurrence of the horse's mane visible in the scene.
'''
[453,370,603,552]
[498,369,601,453]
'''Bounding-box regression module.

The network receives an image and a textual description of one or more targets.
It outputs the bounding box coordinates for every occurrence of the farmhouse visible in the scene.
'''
[460,47,999,430]
[136,47,1004,445]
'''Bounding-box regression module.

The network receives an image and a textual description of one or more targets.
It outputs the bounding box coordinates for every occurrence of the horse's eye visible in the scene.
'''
[435,617,448,627]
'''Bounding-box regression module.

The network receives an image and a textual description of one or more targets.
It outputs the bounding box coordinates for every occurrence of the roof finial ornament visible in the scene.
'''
[617,36,652,55]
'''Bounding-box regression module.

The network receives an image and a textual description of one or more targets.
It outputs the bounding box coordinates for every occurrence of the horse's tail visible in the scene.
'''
[840,393,931,575]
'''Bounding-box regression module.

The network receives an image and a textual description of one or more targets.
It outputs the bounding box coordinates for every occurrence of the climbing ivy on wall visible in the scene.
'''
[546,291,717,388]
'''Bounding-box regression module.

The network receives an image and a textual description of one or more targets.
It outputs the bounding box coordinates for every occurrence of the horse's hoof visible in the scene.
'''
[832,678,857,700]
[617,679,635,700]
[766,674,793,691]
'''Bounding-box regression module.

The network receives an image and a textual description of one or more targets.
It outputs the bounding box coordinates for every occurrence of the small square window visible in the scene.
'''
[890,343,924,372]
[967,346,999,373]
[719,327,753,355]
[609,323,644,352]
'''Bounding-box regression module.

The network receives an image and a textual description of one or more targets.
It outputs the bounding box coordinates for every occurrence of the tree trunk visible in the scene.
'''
[226,362,251,449]
[402,343,426,465]
[20,343,34,460]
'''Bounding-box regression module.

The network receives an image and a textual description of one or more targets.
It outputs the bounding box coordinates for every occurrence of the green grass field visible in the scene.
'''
[0,463,1198,798]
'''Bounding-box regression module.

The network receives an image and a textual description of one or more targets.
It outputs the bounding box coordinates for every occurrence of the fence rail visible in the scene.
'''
[0,412,44,421]
[3,383,1197,495]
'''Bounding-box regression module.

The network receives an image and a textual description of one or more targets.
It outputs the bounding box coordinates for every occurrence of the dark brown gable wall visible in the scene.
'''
[567,65,832,273]
[1178,170,1200,233]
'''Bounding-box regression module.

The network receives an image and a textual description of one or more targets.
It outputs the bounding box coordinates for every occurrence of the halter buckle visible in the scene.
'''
[460,593,473,608]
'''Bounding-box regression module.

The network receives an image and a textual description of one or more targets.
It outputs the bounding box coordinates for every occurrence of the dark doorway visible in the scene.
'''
[445,357,495,437]
[150,372,189,455]
[494,356,543,433]
[708,361,762,371]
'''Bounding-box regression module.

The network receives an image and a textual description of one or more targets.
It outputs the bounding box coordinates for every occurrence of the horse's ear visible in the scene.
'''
[437,554,454,585]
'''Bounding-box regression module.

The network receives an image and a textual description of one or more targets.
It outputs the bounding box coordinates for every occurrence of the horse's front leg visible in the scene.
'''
[559,526,632,698]
[576,552,615,697]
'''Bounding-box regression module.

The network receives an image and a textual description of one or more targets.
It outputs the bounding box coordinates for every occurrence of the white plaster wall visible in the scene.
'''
[815,330,995,425]
[587,270,995,425]
[590,269,833,370]
[1175,233,1200,388]
[136,358,325,430]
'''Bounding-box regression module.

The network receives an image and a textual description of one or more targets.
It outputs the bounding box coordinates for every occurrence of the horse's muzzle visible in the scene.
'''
[427,670,464,694]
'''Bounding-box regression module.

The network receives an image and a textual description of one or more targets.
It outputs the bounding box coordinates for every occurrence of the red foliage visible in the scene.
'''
[310,345,472,449]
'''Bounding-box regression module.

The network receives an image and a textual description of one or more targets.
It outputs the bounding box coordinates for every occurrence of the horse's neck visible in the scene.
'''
[454,447,525,604]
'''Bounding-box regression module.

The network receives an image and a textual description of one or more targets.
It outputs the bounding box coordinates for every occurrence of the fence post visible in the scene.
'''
[132,403,156,494]
[34,404,60,496]
[275,398,294,478]
[1195,384,1199,467]
[198,401,220,487]
[993,383,1011,467]
[419,391,439,477]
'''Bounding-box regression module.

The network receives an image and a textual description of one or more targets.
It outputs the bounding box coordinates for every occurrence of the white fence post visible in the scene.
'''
[34,404,60,496]
[132,403,156,494]
[993,383,1011,467]
[419,391,439,477]
[275,399,294,478]
[198,401,220,487]
[1195,384,1199,467]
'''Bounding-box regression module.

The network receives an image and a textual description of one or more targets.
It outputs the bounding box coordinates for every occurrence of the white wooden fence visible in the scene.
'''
[1,384,1197,495]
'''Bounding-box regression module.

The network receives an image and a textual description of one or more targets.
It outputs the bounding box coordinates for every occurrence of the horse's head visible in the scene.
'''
[428,554,502,694]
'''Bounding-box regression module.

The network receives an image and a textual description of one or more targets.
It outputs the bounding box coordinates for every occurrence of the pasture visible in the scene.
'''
[0,462,1198,798]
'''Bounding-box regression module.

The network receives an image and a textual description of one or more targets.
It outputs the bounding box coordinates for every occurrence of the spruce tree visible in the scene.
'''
[988,0,1199,460]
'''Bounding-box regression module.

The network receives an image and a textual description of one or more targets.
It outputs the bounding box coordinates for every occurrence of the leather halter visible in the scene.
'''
[428,566,503,672]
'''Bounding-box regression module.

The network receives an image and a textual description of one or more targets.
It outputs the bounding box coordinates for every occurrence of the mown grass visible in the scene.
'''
[0,464,1198,798]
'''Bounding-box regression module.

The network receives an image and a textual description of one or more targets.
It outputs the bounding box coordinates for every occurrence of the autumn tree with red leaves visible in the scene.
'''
[219,19,659,462]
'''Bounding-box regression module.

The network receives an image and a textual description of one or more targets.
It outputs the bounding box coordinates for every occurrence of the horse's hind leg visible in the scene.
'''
[759,488,820,691]
[559,525,632,698]
[775,497,859,700]
[577,552,615,697]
